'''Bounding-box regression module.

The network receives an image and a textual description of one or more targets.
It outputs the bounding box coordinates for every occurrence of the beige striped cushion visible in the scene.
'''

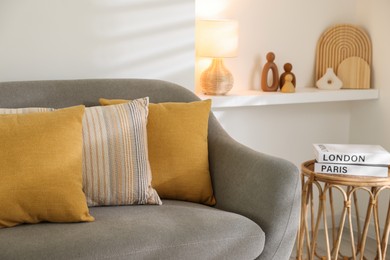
[82,98,161,206]
[0,107,54,114]
[0,98,161,206]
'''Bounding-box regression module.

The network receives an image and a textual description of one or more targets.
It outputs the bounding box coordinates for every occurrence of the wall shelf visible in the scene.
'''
[197,88,379,108]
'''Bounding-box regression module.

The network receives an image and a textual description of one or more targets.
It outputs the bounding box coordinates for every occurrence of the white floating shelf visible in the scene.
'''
[197,88,379,108]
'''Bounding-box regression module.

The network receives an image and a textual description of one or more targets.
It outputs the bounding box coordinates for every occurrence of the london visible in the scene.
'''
[322,154,366,163]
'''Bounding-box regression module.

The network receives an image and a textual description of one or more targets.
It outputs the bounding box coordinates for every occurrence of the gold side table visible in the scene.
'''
[297,160,390,260]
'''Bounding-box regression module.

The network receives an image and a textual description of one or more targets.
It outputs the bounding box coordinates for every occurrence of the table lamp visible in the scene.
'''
[196,19,238,95]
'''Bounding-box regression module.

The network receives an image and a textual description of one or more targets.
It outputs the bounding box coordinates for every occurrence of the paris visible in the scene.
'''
[320,164,348,173]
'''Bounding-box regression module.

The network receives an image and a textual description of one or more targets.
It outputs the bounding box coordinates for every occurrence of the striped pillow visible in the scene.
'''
[0,98,161,206]
[82,98,161,206]
[0,107,54,114]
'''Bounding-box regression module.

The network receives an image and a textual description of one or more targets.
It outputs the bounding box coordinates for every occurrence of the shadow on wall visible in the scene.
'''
[0,0,195,89]
[249,55,262,91]
[94,0,195,87]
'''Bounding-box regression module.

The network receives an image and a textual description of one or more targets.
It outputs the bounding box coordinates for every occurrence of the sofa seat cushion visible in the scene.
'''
[0,200,264,260]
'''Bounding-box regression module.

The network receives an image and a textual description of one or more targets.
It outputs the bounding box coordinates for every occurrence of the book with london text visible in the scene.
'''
[313,144,390,166]
[314,162,389,178]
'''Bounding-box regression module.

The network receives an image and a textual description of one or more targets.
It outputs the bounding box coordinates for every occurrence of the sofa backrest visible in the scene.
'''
[0,78,199,108]
[0,77,228,160]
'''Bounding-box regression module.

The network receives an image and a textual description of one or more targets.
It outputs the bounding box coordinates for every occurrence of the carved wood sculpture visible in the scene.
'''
[261,52,279,92]
[337,57,370,89]
[279,63,296,91]
[315,24,372,89]
[281,74,295,93]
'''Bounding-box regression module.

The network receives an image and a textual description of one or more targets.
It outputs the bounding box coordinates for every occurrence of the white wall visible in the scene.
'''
[0,0,195,89]
[351,0,390,150]
[350,0,390,238]
[213,102,351,167]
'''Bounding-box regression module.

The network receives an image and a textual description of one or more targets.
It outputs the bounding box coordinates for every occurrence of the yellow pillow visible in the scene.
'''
[0,106,94,228]
[100,98,216,206]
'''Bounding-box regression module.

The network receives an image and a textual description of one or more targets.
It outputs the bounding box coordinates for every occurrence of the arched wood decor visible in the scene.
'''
[315,24,372,88]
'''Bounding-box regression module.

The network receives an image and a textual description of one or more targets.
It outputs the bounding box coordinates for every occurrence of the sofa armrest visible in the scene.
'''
[209,131,301,260]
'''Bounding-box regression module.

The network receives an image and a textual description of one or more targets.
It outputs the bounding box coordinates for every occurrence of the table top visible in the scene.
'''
[302,160,390,187]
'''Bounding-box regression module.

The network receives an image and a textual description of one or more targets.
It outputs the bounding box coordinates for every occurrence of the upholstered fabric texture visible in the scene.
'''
[0,106,94,228]
[0,200,264,259]
[82,98,161,206]
[100,98,216,205]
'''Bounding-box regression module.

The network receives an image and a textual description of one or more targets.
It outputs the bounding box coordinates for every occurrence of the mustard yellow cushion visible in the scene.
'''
[100,98,216,205]
[0,106,94,228]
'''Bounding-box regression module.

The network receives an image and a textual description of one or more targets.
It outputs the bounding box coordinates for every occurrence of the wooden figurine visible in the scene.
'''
[279,63,296,91]
[261,52,279,92]
[281,74,295,93]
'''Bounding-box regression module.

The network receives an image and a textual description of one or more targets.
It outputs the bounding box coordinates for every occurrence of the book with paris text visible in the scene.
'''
[313,144,390,166]
[314,162,389,177]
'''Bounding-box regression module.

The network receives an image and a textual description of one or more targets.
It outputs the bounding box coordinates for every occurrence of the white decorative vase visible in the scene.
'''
[316,68,343,90]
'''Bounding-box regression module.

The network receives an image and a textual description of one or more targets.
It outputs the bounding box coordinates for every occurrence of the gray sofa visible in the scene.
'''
[0,79,300,260]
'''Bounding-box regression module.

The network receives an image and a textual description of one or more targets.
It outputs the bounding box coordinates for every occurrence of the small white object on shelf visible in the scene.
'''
[316,68,343,90]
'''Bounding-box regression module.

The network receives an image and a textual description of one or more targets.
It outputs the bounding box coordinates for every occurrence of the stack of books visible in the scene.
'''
[313,144,390,177]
